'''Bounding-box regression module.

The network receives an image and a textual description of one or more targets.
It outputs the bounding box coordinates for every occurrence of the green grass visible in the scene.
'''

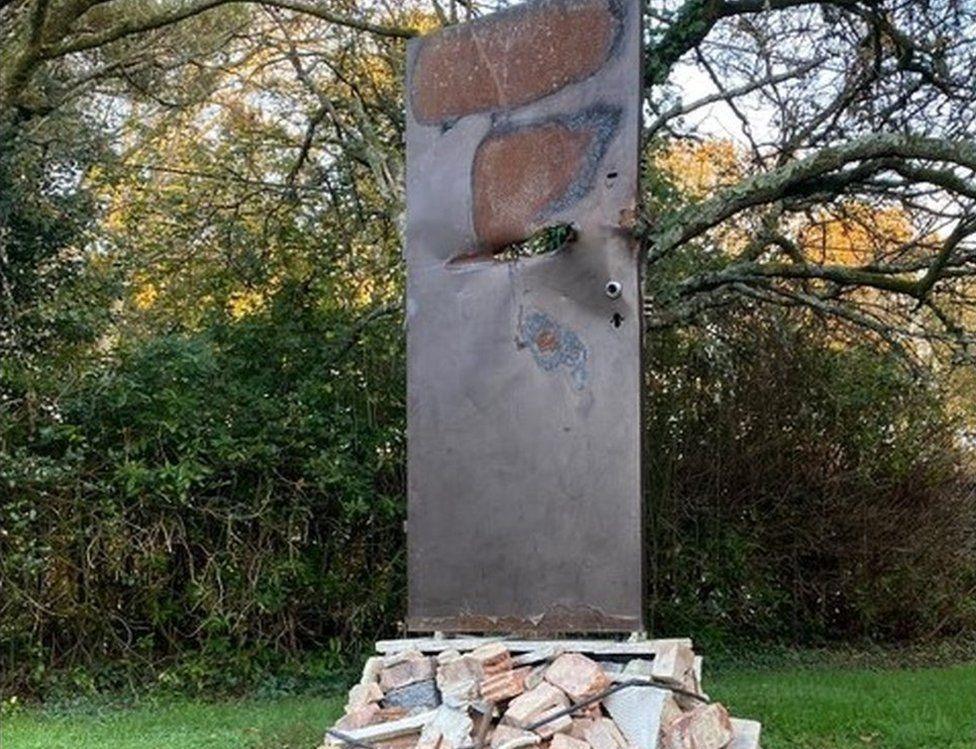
[0,694,344,749]
[710,663,976,748]
[2,663,974,749]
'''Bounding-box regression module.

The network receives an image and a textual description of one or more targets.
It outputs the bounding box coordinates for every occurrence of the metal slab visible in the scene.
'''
[375,638,692,657]
[405,0,644,632]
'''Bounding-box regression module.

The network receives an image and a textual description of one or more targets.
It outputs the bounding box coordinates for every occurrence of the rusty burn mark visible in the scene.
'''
[472,106,621,251]
[409,607,640,634]
[410,0,623,124]
[520,310,588,389]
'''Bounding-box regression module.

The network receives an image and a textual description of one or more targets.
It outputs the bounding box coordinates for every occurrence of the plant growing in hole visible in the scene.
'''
[497,223,577,261]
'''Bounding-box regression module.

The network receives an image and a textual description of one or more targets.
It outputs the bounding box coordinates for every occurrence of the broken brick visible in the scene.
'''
[336,704,381,730]
[533,706,573,739]
[544,653,610,701]
[482,666,531,703]
[361,656,385,685]
[568,718,595,742]
[660,695,683,733]
[551,734,592,749]
[491,725,540,749]
[470,643,514,676]
[503,682,568,728]
[381,654,435,691]
[660,703,733,749]
[377,734,423,749]
[347,681,385,712]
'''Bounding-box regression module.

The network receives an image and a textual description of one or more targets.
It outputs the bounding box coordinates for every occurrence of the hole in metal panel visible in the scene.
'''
[496,223,577,262]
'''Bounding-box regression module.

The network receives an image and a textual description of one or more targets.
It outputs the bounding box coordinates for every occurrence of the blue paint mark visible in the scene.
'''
[520,310,589,390]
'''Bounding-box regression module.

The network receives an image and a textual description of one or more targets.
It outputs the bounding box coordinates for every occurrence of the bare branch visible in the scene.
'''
[647,133,976,261]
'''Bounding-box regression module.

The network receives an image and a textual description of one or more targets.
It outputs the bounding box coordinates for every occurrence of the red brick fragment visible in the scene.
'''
[380,652,435,691]
[472,122,593,250]
[551,734,591,749]
[661,703,733,749]
[481,666,531,703]
[470,643,514,675]
[543,653,610,702]
[410,0,618,123]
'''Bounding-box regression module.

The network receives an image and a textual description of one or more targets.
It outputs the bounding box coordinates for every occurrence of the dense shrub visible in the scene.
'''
[4,290,976,696]
[645,313,976,644]
[1,289,406,695]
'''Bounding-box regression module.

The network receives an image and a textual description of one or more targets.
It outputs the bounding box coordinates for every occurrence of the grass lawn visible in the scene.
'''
[709,662,976,748]
[2,662,974,749]
[0,694,345,749]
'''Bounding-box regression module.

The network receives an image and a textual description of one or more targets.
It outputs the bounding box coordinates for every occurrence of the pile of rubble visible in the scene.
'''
[321,639,761,749]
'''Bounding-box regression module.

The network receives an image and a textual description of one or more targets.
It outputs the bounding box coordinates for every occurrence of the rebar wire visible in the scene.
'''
[325,677,710,749]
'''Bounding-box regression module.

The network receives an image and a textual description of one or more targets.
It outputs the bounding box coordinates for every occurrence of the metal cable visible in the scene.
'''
[326,677,709,749]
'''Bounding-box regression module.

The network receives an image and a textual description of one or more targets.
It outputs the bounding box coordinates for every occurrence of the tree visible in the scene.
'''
[4,0,976,362]
[642,0,976,362]
[4,2,976,686]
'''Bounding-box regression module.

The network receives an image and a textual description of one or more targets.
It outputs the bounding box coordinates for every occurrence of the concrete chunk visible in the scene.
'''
[583,717,628,749]
[384,679,440,710]
[525,664,547,691]
[651,645,695,687]
[437,652,484,705]
[419,705,474,749]
[603,685,671,749]
[623,659,654,678]
[728,719,761,749]
[513,646,563,667]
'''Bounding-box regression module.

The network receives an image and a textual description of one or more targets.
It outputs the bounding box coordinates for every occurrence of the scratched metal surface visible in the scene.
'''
[405,0,643,633]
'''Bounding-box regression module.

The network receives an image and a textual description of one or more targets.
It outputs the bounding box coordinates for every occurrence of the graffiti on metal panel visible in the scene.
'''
[519,309,589,390]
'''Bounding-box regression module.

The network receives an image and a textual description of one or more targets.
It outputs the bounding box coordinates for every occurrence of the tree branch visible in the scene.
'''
[46,0,417,60]
[646,133,976,261]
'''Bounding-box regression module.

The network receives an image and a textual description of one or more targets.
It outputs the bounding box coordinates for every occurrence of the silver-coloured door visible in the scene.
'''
[405,0,644,632]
